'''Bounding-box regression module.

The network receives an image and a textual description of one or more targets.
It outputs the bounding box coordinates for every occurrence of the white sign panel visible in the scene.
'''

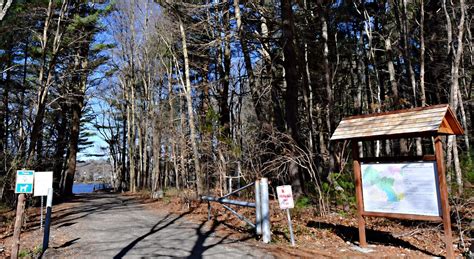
[277,185,294,210]
[15,170,34,194]
[34,171,53,197]
[361,162,441,216]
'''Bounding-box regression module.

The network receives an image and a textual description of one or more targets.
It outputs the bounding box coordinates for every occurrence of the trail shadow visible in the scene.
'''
[55,238,80,248]
[307,221,441,257]
[189,219,255,258]
[189,220,227,258]
[113,209,195,258]
[57,222,76,228]
[112,209,254,258]
[49,194,138,228]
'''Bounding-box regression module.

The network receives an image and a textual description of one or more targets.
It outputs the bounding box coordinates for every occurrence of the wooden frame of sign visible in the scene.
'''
[331,104,464,259]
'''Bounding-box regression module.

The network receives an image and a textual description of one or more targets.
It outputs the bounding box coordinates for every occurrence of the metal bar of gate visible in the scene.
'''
[201,196,256,208]
[220,182,254,199]
[221,204,256,228]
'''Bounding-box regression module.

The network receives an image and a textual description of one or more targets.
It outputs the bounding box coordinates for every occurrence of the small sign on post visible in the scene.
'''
[34,171,53,197]
[277,185,295,246]
[34,171,53,230]
[15,170,34,194]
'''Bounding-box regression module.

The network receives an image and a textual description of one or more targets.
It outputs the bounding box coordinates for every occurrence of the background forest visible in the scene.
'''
[0,0,472,213]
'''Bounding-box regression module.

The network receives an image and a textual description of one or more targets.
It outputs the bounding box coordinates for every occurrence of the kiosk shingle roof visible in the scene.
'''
[330,104,464,141]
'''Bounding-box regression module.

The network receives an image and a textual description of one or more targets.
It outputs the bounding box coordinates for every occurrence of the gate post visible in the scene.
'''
[260,178,271,243]
[255,180,262,235]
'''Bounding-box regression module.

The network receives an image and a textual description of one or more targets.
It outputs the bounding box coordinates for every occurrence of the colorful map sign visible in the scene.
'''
[361,162,441,217]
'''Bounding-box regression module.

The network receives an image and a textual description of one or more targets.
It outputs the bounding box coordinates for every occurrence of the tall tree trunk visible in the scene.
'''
[419,0,426,107]
[233,0,267,126]
[450,0,465,195]
[62,99,83,196]
[27,0,69,166]
[179,19,204,195]
[52,104,68,189]
[62,40,89,195]
[219,3,231,137]
[281,0,303,194]
[0,0,13,21]
[0,48,10,175]
[152,113,161,194]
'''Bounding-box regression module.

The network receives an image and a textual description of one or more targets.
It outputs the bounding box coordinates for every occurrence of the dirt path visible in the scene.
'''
[43,193,273,258]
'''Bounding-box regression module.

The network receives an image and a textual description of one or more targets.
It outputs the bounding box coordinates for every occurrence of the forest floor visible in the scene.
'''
[0,191,472,258]
[137,190,473,258]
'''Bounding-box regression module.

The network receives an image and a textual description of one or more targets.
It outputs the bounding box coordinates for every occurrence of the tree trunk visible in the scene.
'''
[419,0,426,107]
[0,0,13,21]
[62,100,82,196]
[179,19,204,195]
[281,0,304,194]
[28,0,68,166]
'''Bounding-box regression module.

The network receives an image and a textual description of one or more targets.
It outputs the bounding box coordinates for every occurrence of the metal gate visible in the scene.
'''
[201,178,271,243]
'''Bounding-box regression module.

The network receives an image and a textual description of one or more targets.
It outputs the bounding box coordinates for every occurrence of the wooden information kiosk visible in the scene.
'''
[331,104,464,258]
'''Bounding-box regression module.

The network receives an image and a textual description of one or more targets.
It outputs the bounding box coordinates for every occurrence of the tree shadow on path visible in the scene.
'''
[113,210,255,259]
[113,210,194,258]
[307,220,441,257]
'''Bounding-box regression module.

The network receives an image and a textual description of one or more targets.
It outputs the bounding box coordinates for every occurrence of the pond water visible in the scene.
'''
[72,183,110,194]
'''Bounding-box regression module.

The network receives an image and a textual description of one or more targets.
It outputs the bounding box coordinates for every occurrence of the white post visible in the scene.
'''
[255,180,262,235]
[260,178,271,243]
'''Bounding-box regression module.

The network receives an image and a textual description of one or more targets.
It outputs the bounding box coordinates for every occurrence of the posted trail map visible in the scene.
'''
[361,162,441,217]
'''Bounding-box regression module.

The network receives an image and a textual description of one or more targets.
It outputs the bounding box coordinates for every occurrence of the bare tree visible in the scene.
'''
[0,0,12,21]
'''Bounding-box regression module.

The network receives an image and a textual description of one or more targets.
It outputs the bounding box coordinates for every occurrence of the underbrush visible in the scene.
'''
[18,246,42,258]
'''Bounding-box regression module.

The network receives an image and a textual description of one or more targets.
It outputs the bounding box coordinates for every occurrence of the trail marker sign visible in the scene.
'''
[34,171,53,197]
[276,185,294,210]
[15,170,34,194]
[276,185,296,246]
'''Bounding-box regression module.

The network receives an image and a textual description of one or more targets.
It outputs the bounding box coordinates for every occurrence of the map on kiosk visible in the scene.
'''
[361,162,441,217]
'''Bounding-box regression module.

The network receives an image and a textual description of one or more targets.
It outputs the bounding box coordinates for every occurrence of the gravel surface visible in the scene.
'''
[44,193,273,258]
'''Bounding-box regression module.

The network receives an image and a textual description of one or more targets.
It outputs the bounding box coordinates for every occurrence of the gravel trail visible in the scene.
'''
[44,193,272,259]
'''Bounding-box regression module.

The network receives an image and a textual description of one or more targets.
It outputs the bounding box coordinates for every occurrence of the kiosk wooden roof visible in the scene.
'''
[330,104,464,141]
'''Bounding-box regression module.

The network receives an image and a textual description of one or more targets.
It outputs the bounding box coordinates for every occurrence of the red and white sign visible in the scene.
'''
[276,185,294,210]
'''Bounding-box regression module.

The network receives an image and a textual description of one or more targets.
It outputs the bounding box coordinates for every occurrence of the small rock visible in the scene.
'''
[350,245,374,253]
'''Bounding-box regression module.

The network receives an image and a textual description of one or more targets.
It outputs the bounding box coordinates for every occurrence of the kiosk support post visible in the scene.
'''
[435,136,454,259]
[352,141,367,247]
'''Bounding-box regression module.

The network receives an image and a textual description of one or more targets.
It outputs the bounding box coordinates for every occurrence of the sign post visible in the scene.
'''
[12,170,34,259]
[34,171,53,230]
[276,185,295,246]
[42,188,54,251]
